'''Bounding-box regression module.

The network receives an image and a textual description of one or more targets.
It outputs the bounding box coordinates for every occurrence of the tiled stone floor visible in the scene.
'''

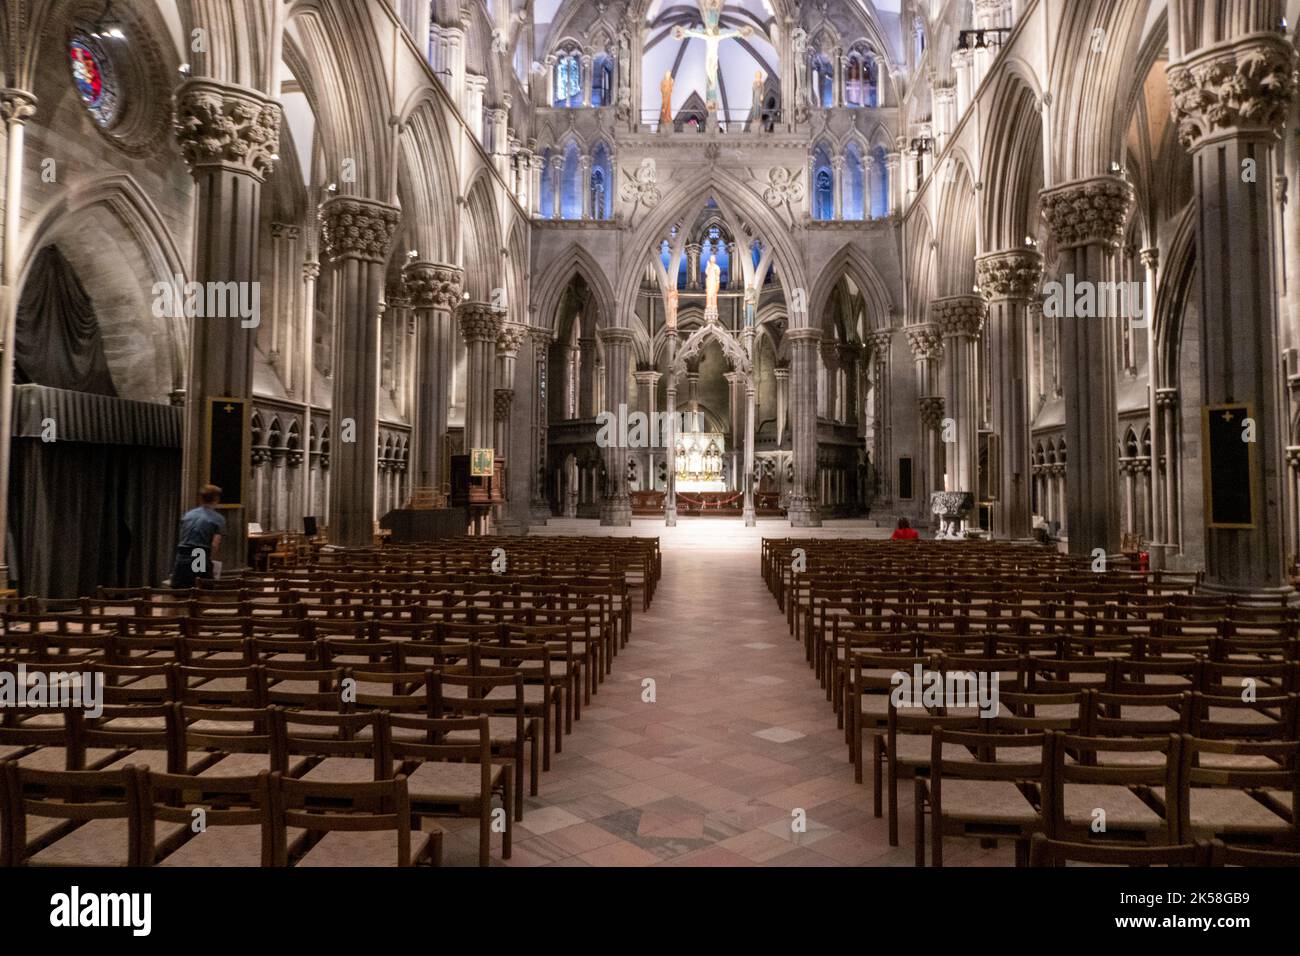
[434,523,1015,866]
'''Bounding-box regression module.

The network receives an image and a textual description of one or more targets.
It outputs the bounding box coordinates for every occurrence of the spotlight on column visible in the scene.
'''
[178,63,191,77]
[407,249,419,260]
[326,183,338,193]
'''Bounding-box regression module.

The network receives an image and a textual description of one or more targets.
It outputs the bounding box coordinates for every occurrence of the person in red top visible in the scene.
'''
[891,517,920,541]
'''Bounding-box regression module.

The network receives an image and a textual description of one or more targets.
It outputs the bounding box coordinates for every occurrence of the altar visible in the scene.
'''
[676,431,726,493]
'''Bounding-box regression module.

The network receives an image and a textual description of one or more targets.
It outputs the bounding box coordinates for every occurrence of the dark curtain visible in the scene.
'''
[15,245,117,396]
[9,440,180,598]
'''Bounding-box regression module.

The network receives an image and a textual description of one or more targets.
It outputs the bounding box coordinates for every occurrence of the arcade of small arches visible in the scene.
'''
[0,0,1298,600]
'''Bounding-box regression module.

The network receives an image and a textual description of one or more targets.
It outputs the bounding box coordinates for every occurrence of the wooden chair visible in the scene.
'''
[1,763,149,866]
[1047,732,1180,846]
[270,772,439,867]
[142,769,277,867]
[388,713,512,866]
[1028,833,1210,867]
[916,729,1052,867]
[1175,736,1299,849]
[432,669,534,820]
[1207,839,1300,866]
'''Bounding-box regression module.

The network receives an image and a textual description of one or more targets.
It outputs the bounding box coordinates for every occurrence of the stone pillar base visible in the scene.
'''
[664,505,677,527]
[787,495,821,528]
[743,506,756,527]
[600,495,632,526]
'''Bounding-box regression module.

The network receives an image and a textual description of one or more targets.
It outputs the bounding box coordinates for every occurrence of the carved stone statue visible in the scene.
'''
[704,254,721,314]
[660,71,674,126]
[618,30,631,88]
[749,69,766,125]
[792,27,809,110]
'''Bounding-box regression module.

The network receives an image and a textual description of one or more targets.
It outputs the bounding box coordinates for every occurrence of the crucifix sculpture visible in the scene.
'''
[672,0,753,112]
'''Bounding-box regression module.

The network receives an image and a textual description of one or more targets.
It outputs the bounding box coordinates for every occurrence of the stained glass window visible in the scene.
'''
[68,34,118,127]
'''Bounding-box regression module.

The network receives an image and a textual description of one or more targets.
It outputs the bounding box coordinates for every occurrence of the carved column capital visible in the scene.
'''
[403,261,464,309]
[867,329,895,356]
[904,324,944,361]
[319,197,401,264]
[597,326,637,346]
[0,88,38,124]
[496,321,527,357]
[932,295,987,338]
[1167,34,1298,150]
[975,250,1043,302]
[457,302,505,343]
[174,79,281,181]
[918,395,946,430]
[1039,176,1135,250]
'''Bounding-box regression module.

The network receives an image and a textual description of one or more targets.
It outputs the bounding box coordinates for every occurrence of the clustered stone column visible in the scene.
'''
[1168,17,1297,592]
[598,326,635,526]
[933,296,986,506]
[867,329,894,504]
[634,367,662,492]
[320,195,401,547]
[787,327,823,527]
[529,325,553,521]
[1040,175,1134,556]
[494,322,526,458]
[773,362,790,448]
[173,79,282,567]
[0,87,38,583]
[663,324,681,526]
[457,302,504,456]
[403,261,463,493]
[977,249,1042,539]
[906,324,945,510]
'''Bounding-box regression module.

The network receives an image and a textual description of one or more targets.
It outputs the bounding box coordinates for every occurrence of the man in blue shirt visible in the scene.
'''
[171,484,226,589]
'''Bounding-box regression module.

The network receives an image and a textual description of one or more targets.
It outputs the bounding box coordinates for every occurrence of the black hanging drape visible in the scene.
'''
[15,245,117,395]
[8,438,180,598]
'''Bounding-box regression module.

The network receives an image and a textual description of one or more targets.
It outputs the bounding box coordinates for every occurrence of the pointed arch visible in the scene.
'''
[532,243,618,337]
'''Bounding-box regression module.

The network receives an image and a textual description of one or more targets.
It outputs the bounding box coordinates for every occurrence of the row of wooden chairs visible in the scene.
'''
[912,731,1298,866]
[3,705,522,867]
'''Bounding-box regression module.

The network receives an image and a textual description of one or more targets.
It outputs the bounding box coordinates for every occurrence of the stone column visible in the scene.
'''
[724,370,743,490]
[300,261,320,516]
[867,329,893,503]
[685,364,701,411]
[549,154,564,220]
[787,328,822,527]
[774,362,790,447]
[664,328,680,526]
[820,341,840,422]
[1139,246,1169,564]
[320,196,401,547]
[457,303,504,455]
[743,380,757,526]
[0,88,37,584]
[634,369,662,491]
[598,326,634,525]
[577,337,597,418]
[832,156,845,220]
[580,155,593,219]
[1040,175,1134,555]
[494,321,526,463]
[530,155,545,217]
[529,326,553,521]
[885,152,902,216]
[839,343,860,425]
[403,261,462,493]
[907,324,945,509]
[172,80,281,568]
[1168,24,1296,592]
[977,249,1042,539]
[1157,387,1181,551]
[933,296,987,500]
[686,243,702,289]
